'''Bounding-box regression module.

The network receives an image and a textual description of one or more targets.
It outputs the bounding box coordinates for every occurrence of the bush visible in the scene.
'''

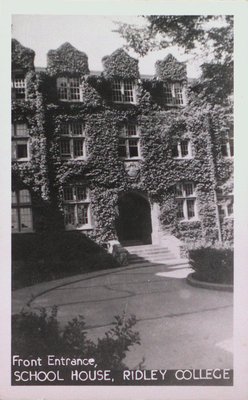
[12,308,141,370]
[189,246,233,284]
[12,232,119,289]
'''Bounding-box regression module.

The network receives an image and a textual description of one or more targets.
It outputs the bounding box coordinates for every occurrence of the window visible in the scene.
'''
[12,74,26,100]
[118,124,140,159]
[12,123,29,161]
[57,77,82,101]
[172,139,192,159]
[175,182,197,220]
[63,185,92,230]
[164,82,185,106]
[112,80,136,104]
[221,133,234,158]
[60,122,86,159]
[12,189,33,232]
[218,194,233,221]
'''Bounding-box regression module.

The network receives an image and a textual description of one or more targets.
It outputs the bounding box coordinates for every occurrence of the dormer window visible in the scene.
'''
[59,121,86,159]
[12,123,30,161]
[12,74,26,100]
[164,82,186,106]
[118,124,140,159]
[57,77,82,101]
[172,139,192,159]
[112,80,136,104]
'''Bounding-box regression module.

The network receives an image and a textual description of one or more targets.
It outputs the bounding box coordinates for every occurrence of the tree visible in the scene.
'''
[117,16,233,105]
[116,16,233,64]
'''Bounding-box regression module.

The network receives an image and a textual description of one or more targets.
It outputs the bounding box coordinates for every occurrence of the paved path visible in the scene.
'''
[12,261,233,370]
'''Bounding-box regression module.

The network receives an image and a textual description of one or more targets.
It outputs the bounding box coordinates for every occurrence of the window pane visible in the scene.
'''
[61,123,70,135]
[57,78,68,100]
[118,139,127,158]
[112,81,122,102]
[176,199,184,218]
[221,141,228,156]
[184,183,194,197]
[229,138,234,157]
[112,80,134,103]
[181,140,189,157]
[16,124,28,136]
[164,85,173,104]
[60,140,71,157]
[73,139,84,157]
[123,81,134,103]
[127,124,137,136]
[218,205,225,218]
[13,76,26,99]
[172,144,179,157]
[12,208,19,231]
[174,84,184,105]
[70,122,83,135]
[16,143,28,159]
[227,197,233,215]
[175,184,183,197]
[76,186,87,201]
[187,199,195,218]
[20,208,32,231]
[77,204,89,225]
[64,204,75,226]
[69,78,80,101]
[12,142,16,159]
[128,139,139,157]
[12,191,17,205]
[19,189,31,204]
[63,187,73,201]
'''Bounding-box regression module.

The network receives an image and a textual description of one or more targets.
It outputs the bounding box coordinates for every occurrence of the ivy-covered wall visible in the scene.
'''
[155,54,187,81]
[12,41,233,247]
[47,42,89,76]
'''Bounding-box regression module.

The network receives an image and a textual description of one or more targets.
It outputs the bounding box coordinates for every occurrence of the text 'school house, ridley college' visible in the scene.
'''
[11,39,233,256]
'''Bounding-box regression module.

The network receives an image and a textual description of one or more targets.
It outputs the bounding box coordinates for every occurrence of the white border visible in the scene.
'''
[1,1,248,399]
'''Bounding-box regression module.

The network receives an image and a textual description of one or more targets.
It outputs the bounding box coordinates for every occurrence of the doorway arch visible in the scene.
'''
[115,191,152,245]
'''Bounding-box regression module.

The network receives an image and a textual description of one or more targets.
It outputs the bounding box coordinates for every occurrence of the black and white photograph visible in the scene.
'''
[1,1,248,399]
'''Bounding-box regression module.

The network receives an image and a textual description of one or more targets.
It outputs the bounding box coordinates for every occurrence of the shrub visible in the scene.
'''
[189,246,233,284]
[12,232,119,289]
[12,308,141,370]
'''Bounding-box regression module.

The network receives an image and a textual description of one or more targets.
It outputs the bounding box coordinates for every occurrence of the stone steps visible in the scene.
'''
[124,244,178,264]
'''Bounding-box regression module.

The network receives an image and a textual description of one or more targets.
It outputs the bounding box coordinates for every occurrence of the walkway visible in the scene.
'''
[12,260,233,370]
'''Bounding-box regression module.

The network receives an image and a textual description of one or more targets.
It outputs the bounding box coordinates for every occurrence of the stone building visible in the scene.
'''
[11,39,233,257]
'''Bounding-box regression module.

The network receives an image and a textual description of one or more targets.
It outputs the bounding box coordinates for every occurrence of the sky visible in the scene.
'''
[12,15,202,78]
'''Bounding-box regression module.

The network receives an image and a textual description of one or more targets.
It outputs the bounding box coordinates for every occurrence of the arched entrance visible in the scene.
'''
[115,192,152,245]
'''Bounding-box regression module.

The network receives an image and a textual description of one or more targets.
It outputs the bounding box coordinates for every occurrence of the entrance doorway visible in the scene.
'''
[116,192,152,245]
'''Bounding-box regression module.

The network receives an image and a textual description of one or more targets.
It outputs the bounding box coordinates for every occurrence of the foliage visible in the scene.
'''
[189,246,233,284]
[102,48,140,79]
[12,232,119,289]
[47,42,89,76]
[12,39,233,252]
[116,16,233,63]
[12,39,35,72]
[116,16,233,105]
[155,54,187,81]
[12,308,141,370]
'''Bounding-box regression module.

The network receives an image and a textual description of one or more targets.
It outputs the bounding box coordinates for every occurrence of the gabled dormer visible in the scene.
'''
[12,39,35,100]
[102,48,139,104]
[155,54,187,107]
[47,42,89,75]
[47,43,89,102]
